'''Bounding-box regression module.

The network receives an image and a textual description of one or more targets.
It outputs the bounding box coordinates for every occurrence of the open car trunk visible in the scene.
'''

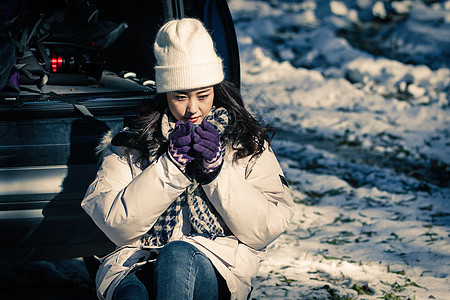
[0,0,240,263]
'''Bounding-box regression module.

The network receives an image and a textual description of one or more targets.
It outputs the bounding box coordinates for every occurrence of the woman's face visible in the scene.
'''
[166,86,214,124]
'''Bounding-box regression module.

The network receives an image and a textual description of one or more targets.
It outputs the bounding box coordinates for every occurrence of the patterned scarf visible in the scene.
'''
[140,106,229,247]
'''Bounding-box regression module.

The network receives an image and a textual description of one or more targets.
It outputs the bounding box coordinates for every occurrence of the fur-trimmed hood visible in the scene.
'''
[96,129,117,159]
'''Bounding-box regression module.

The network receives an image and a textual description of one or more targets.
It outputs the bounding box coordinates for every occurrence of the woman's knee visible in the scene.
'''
[157,241,215,275]
[156,241,202,265]
[154,241,221,299]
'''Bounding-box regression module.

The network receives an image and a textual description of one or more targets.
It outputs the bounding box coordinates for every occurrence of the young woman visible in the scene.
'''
[81,18,294,300]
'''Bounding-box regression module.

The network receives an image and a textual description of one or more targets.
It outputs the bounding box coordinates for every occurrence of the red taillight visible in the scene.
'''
[51,56,63,72]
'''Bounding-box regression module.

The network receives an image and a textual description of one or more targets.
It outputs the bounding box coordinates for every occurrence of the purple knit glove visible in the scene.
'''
[192,119,223,174]
[168,121,194,172]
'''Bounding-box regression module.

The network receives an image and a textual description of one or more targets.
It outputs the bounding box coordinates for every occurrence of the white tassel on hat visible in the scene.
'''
[153,18,224,93]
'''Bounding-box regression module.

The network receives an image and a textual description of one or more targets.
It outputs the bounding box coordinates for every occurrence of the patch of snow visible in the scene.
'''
[230,0,449,298]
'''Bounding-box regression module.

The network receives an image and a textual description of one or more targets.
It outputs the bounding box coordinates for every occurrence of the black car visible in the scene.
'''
[0,0,240,272]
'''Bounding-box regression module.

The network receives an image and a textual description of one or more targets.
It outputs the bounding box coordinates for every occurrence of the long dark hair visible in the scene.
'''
[214,81,274,159]
[122,81,274,163]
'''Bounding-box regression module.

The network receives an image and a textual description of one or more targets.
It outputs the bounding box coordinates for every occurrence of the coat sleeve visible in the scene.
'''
[202,146,295,250]
[81,146,191,246]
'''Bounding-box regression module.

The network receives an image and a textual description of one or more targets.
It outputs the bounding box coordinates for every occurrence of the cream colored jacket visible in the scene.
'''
[81,142,294,300]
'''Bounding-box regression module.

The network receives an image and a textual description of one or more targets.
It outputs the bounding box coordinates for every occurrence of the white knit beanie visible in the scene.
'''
[153,18,224,93]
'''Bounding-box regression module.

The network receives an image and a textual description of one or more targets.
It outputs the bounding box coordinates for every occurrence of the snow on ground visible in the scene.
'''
[228,0,449,299]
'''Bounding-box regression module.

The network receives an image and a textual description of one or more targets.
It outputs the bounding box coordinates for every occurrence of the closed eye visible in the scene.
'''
[175,95,187,100]
[198,93,210,99]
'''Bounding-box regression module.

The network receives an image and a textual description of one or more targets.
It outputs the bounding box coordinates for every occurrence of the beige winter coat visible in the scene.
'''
[81,141,294,300]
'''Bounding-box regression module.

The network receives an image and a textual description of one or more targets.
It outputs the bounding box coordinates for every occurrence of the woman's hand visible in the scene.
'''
[168,120,195,172]
[192,119,223,173]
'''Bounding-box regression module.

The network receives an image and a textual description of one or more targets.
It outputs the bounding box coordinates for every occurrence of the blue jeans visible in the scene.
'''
[113,241,230,300]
